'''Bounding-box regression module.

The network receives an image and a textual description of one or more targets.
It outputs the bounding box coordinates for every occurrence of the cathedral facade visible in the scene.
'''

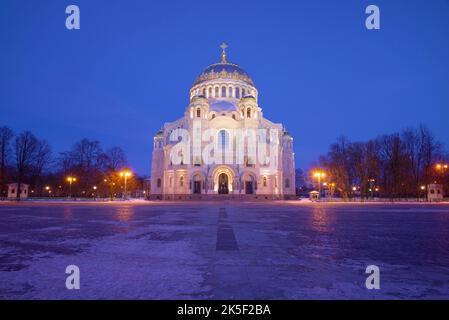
[150,45,296,200]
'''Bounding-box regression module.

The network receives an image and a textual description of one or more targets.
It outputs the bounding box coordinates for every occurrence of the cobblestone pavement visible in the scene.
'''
[1,201,449,299]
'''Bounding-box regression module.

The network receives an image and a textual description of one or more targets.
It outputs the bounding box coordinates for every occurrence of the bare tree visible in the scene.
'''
[102,146,127,199]
[0,126,14,196]
[104,147,127,172]
[31,140,52,195]
[64,139,104,192]
[14,131,39,200]
[320,137,353,199]
[320,125,443,200]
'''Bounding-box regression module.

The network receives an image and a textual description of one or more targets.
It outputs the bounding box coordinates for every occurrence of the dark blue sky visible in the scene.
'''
[1,0,448,175]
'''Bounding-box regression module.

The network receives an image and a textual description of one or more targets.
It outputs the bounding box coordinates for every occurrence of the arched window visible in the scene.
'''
[242,88,245,97]
[215,87,219,97]
[235,87,240,99]
[285,178,290,188]
[180,176,184,187]
[202,88,206,96]
[211,114,215,119]
[218,130,229,151]
[229,87,233,97]
[221,86,226,97]
[263,176,267,187]
[157,179,161,188]
[247,108,251,118]
[196,108,201,118]
[208,87,212,97]
[232,114,236,120]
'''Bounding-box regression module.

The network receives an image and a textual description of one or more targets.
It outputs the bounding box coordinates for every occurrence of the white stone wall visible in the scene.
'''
[150,73,295,199]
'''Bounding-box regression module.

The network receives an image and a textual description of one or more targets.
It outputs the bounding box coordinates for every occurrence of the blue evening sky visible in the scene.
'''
[1,0,448,175]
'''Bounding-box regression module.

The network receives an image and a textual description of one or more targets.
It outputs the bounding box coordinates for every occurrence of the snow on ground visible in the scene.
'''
[0,202,449,299]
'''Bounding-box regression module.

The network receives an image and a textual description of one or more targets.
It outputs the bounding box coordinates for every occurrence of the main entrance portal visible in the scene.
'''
[218,173,229,194]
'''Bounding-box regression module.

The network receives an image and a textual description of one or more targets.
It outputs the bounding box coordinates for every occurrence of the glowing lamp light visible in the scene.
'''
[119,171,132,178]
[313,171,325,178]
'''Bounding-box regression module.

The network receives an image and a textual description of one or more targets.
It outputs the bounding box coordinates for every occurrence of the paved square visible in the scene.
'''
[1,201,449,299]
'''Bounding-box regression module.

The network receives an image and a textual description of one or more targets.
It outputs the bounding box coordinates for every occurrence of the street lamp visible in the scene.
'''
[313,171,326,199]
[119,170,132,200]
[435,163,448,172]
[369,179,375,199]
[66,176,77,198]
[420,185,426,202]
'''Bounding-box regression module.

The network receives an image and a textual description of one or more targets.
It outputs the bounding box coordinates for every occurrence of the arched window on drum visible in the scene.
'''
[218,130,230,152]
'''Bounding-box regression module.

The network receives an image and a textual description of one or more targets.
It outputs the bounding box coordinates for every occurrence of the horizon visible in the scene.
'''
[1,0,449,175]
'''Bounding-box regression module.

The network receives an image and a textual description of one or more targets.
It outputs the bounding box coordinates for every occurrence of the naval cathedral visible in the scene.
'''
[150,44,295,200]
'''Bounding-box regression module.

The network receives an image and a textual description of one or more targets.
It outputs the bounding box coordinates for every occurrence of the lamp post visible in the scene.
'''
[66,177,77,199]
[45,186,51,197]
[369,179,375,199]
[420,185,426,202]
[313,171,326,199]
[119,170,132,200]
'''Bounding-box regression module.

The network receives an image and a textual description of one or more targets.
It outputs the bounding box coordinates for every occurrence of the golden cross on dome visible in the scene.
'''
[220,42,228,64]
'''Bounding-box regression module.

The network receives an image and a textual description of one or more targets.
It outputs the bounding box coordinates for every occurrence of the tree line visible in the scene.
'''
[317,125,448,199]
[0,126,146,199]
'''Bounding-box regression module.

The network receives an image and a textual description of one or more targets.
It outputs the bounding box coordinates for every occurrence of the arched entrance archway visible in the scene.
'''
[218,173,229,194]
[242,172,256,195]
[212,166,235,195]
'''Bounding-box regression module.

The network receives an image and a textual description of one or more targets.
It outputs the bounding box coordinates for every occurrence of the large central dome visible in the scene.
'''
[193,43,255,87]
[189,44,259,102]
[193,62,255,87]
